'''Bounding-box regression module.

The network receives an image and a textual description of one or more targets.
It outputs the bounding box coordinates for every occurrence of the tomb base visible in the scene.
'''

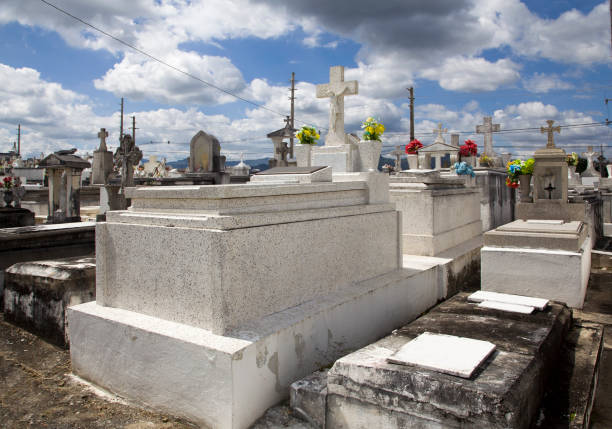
[68,266,439,429]
[0,207,35,228]
[481,220,592,308]
[324,293,571,429]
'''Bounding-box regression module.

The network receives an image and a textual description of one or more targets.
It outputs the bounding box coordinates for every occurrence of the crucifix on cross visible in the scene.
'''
[476,116,500,156]
[316,66,358,146]
[433,123,447,143]
[540,120,561,148]
[97,128,109,152]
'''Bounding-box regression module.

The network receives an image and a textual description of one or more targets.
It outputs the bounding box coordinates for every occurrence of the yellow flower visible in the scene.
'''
[376,124,385,134]
[303,129,310,136]
[366,126,374,134]
[367,116,375,123]
[314,133,320,139]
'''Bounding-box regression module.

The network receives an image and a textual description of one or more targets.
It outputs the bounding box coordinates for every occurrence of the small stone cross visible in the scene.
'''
[390,145,404,172]
[276,142,289,162]
[433,123,447,143]
[540,120,561,148]
[316,66,358,146]
[544,182,556,200]
[97,128,109,152]
[114,134,143,191]
[476,116,500,156]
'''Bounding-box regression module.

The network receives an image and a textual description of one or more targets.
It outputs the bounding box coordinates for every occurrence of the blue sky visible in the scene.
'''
[0,0,610,161]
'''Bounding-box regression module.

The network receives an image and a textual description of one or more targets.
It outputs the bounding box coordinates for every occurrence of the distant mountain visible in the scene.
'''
[166,157,271,172]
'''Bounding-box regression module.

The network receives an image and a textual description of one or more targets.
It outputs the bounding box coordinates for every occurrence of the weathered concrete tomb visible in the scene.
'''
[293,293,572,429]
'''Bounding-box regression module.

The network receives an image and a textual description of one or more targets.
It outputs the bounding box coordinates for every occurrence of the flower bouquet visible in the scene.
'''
[361,117,385,141]
[296,126,320,145]
[505,158,535,188]
[459,139,478,157]
[405,139,423,154]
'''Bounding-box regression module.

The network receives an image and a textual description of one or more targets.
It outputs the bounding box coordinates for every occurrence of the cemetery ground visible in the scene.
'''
[1,264,611,429]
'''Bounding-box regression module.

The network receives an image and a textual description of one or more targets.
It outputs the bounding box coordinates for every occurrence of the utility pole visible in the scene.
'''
[407,87,415,141]
[289,72,296,158]
[17,124,21,156]
[120,97,124,141]
[132,116,137,143]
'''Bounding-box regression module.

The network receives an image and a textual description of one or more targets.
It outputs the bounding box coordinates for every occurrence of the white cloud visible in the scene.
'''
[421,57,521,92]
[523,73,573,93]
[94,51,247,105]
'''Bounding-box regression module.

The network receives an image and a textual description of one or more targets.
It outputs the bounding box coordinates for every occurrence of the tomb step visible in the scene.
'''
[533,321,604,429]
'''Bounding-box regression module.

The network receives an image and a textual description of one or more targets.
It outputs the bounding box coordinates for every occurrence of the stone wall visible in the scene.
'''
[474,169,515,231]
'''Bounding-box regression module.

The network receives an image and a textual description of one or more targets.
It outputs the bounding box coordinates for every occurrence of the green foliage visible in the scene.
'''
[576,158,587,174]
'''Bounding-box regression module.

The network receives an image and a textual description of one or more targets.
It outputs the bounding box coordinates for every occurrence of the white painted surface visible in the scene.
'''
[477,301,535,314]
[387,332,496,378]
[481,234,592,309]
[468,290,548,310]
[69,266,439,429]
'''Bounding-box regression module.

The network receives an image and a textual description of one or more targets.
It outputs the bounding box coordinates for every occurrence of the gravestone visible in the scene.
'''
[476,116,500,157]
[581,146,599,178]
[91,128,113,185]
[189,130,223,173]
[532,120,567,203]
[309,66,359,172]
[390,146,404,172]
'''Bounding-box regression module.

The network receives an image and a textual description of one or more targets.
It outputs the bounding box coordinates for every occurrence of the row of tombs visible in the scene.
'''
[1,69,609,429]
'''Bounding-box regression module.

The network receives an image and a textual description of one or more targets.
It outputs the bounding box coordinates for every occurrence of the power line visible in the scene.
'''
[38,0,301,124]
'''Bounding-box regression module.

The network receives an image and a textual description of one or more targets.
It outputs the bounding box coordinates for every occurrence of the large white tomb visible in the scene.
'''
[481,219,591,308]
[68,178,439,429]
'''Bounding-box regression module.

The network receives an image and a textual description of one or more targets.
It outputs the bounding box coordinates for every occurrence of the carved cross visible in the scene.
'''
[114,134,142,191]
[275,142,289,162]
[540,120,561,148]
[390,145,404,172]
[316,66,358,146]
[544,182,556,200]
[97,128,109,151]
[433,123,447,143]
[476,116,500,156]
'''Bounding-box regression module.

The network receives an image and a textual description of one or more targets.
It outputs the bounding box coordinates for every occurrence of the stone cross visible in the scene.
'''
[275,142,289,166]
[476,116,500,156]
[433,123,447,144]
[582,145,599,177]
[97,128,109,152]
[390,145,404,172]
[316,66,358,146]
[114,134,143,191]
[540,120,561,149]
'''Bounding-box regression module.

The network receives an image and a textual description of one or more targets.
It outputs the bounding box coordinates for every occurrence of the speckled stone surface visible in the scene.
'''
[98,183,401,335]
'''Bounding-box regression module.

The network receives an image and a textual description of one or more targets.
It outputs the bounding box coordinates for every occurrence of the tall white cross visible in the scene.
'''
[540,120,561,148]
[433,123,447,144]
[316,66,358,146]
[97,128,109,152]
[476,116,500,156]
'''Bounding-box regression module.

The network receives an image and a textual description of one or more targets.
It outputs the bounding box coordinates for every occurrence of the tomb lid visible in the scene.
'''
[484,219,586,251]
[418,142,460,153]
[496,219,582,235]
[256,166,326,175]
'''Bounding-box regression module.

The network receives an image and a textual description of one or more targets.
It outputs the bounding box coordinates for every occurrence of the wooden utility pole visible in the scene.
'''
[407,87,415,141]
[17,124,21,156]
[132,116,136,143]
[120,97,124,141]
[289,72,296,158]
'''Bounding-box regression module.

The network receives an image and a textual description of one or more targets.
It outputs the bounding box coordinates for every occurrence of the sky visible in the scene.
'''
[0,0,610,162]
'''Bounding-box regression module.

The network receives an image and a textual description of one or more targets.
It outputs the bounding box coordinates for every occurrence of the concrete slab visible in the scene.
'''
[387,331,496,378]
[478,301,535,314]
[468,290,548,310]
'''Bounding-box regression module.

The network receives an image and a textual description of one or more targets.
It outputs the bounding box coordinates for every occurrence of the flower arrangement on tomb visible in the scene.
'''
[566,152,579,166]
[296,126,320,145]
[361,117,385,141]
[505,158,535,188]
[453,161,475,177]
[459,139,478,157]
[478,154,492,167]
[3,176,13,190]
[405,139,423,154]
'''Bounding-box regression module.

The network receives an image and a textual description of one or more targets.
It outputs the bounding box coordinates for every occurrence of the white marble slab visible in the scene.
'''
[478,300,535,314]
[387,332,496,378]
[468,290,549,311]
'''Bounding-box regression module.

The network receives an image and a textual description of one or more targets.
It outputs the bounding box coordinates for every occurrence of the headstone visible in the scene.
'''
[581,145,599,178]
[532,120,567,204]
[189,130,223,173]
[114,134,142,193]
[476,116,500,156]
[316,66,358,146]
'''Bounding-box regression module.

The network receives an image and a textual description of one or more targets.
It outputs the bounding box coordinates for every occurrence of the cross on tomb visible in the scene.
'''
[540,120,561,149]
[544,182,556,200]
[316,66,358,146]
[275,142,289,164]
[114,134,142,192]
[433,123,447,143]
[390,145,404,172]
[97,128,109,152]
[476,116,500,156]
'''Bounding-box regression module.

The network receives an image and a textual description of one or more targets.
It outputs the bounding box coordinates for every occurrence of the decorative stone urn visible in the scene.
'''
[294,144,312,167]
[356,140,383,172]
[518,174,532,203]
[406,153,418,170]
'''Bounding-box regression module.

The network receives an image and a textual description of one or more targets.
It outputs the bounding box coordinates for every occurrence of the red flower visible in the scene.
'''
[459,139,478,157]
[405,139,423,154]
[505,177,519,188]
